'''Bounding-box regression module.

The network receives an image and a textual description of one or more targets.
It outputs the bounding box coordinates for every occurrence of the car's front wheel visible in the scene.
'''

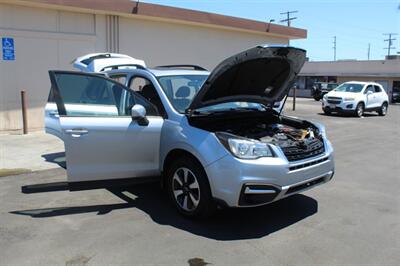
[166,156,216,218]
[378,102,388,116]
[355,103,364,117]
[323,107,331,115]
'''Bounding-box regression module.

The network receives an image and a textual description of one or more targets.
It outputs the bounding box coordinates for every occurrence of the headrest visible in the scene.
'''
[176,86,190,98]
[141,84,157,99]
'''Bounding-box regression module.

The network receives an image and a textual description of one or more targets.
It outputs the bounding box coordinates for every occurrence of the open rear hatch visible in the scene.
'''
[72,53,146,72]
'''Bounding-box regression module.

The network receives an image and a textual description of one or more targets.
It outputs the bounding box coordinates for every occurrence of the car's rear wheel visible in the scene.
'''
[378,102,388,116]
[166,156,216,218]
[355,103,364,117]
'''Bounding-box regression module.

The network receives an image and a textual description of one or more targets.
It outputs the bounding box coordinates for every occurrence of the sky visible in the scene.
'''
[141,0,400,61]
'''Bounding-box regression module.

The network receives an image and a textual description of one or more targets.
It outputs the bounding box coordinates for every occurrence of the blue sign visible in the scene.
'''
[2,37,15,61]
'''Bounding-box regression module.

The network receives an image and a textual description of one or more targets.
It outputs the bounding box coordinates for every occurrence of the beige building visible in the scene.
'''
[298,58,400,101]
[0,0,306,131]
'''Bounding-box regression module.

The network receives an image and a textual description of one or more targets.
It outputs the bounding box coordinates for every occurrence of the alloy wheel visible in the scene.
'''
[172,167,200,211]
[381,104,387,115]
[357,104,364,117]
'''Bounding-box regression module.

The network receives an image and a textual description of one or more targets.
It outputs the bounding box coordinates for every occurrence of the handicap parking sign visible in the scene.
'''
[2,37,15,61]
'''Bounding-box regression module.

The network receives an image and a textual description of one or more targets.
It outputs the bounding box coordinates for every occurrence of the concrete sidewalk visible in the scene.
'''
[0,131,65,175]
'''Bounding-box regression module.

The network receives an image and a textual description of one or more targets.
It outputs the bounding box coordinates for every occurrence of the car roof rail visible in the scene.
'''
[100,64,147,72]
[154,64,208,71]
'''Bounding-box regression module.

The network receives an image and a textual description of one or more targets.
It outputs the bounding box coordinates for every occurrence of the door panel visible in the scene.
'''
[49,71,164,182]
[61,116,163,182]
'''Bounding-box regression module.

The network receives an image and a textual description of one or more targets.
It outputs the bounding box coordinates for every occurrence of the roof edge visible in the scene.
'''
[0,0,307,39]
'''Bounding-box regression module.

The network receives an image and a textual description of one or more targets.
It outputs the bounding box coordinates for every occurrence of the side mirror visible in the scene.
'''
[131,104,149,126]
[367,90,373,95]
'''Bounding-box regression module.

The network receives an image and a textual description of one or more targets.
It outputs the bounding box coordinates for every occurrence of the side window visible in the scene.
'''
[129,76,165,117]
[53,73,129,117]
[374,85,382,93]
[364,85,374,94]
[125,93,159,116]
[130,76,150,93]
[108,74,127,85]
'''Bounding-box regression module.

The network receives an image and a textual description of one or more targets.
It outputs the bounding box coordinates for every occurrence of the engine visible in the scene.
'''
[225,123,325,161]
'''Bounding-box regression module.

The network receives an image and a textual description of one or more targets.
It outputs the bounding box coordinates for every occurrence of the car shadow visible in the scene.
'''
[41,152,66,169]
[11,183,318,240]
[317,112,380,118]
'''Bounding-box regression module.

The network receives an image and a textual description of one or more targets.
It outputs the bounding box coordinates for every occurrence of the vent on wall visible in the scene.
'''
[106,15,119,53]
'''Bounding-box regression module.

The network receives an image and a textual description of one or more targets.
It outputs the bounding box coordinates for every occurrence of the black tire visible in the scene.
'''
[323,108,331,115]
[378,102,388,116]
[166,156,216,218]
[355,103,364,117]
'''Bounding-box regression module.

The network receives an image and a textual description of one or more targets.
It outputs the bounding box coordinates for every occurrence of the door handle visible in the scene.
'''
[65,128,89,137]
[49,111,59,117]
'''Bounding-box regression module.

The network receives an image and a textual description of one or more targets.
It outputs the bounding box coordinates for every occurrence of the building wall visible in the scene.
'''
[119,17,287,70]
[0,3,107,131]
[0,3,289,131]
[300,59,400,78]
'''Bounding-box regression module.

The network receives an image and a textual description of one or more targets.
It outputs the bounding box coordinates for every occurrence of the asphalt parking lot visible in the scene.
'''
[0,99,399,265]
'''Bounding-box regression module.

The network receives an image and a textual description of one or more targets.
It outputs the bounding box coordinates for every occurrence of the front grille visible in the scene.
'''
[327,97,342,104]
[289,156,329,171]
[282,139,325,162]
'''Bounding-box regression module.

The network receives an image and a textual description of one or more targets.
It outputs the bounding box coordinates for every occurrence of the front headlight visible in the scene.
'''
[216,132,273,159]
[343,97,355,101]
[323,94,328,100]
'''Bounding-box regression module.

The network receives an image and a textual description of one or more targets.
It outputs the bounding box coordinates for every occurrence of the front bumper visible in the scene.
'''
[205,139,335,207]
[322,99,356,113]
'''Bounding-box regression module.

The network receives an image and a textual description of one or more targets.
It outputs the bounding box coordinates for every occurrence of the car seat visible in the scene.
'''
[174,86,191,112]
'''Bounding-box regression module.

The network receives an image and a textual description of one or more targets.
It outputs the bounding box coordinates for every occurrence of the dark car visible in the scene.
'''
[312,82,338,101]
[392,87,400,103]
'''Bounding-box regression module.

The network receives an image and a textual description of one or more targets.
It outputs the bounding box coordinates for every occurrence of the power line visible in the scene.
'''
[383,33,397,56]
[280,10,298,27]
[333,36,337,61]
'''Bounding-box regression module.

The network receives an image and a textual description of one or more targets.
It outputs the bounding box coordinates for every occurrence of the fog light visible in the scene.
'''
[346,104,353,109]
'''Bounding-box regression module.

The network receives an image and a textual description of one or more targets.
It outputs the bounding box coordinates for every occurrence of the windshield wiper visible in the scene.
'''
[192,107,263,116]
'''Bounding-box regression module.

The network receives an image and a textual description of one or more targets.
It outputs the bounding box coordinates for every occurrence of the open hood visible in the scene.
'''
[187,45,306,112]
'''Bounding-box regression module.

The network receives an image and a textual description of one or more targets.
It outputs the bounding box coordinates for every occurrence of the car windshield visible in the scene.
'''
[196,102,266,113]
[334,83,364,93]
[157,75,208,113]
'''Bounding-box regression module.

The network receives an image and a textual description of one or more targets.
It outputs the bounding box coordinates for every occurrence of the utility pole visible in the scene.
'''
[383,33,397,56]
[333,36,337,61]
[367,43,371,60]
[280,11,298,27]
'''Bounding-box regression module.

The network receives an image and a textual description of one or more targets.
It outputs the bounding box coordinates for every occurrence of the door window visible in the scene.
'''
[51,72,163,118]
[364,85,374,94]
[129,76,166,117]
[52,72,129,117]
[108,74,127,85]
[374,85,382,93]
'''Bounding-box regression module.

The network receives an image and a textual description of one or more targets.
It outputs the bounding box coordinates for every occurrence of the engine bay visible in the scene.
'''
[224,122,320,148]
[189,111,325,161]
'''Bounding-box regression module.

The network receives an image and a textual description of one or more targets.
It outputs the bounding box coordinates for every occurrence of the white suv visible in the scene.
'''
[322,81,389,117]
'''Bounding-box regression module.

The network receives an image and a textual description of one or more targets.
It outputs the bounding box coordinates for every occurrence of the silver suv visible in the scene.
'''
[45,45,335,217]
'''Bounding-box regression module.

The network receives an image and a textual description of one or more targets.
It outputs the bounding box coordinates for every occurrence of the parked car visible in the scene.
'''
[45,45,335,217]
[322,81,389,117]
[312,82,338,101]
[392,86,400,103]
